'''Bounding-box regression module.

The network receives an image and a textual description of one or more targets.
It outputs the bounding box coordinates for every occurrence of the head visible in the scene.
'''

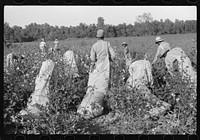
[122,42,128,47]
[155,36,164,45]
[96,29,104,40]
[55,38,58,41]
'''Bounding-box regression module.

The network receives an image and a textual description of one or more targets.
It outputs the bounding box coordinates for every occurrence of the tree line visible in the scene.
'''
[4,13,196,43]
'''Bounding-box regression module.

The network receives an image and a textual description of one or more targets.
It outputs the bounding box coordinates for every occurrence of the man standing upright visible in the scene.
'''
[54,38,59,51]
[122,42,132,69]
[77,29,115,119]
[39,38,47,55]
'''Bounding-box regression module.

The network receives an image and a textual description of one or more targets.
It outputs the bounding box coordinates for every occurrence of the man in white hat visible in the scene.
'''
[122,42,132,69]
[39,38,47,55]
[152,36,171,65]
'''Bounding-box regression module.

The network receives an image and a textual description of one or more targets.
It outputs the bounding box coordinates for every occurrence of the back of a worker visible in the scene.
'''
[77,29,115,119]
[90,40,115,73]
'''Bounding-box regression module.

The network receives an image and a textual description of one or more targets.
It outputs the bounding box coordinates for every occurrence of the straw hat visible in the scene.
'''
[122,42,127,46]
[155,36,164,44]
[96,29,104,38]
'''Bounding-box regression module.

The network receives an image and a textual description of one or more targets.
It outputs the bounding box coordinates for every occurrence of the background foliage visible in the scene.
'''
[4,13,196,43]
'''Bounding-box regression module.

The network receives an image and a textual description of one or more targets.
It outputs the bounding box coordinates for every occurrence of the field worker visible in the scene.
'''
[122,42,132,69]
[126,55,171,118]
[19,48,55,117]
[162,47,196,86]
[152,56,169,88]
[6,52,25,68]
[39,38,47,55]
[53,38,59,51]
[77,29,115,119]
[126,59,153,91]
[63,48,79,78]
[152,36,171,65]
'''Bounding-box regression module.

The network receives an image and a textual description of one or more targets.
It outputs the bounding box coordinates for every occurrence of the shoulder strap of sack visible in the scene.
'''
[107,42,111,61]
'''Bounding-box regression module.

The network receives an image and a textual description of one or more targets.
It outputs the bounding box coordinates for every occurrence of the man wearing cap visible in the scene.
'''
[77,29,115,119]
[122,42,132,69]
[54,38,59,51]
[152,36,171,65]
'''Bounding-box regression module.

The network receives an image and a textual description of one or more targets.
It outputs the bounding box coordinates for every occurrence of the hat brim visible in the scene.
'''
[155,39,164,44]
[97,35,104,38]
[122,43,127,45]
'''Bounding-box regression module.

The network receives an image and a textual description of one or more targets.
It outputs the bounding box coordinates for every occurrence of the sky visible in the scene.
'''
[4,6,197,28]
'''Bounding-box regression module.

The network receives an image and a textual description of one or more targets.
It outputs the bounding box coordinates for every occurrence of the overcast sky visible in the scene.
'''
[4,6,196,28]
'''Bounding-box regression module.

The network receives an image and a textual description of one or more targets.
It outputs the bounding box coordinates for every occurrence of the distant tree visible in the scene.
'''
[163,19,174,34]
[12,25,23,42]
[126,24,134,36]
[135,13,154,36]
[105,25,116,37]
[136,13,153,23]
[174,19,185,34]
[4,22,14,43]
[150,20,161,35]
[48,31,55,40]
[4,16,197,43]
[97,17,105,29]
[133,22,144,36]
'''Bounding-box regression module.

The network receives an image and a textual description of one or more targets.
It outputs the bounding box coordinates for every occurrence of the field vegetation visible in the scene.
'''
[4,33,197,134]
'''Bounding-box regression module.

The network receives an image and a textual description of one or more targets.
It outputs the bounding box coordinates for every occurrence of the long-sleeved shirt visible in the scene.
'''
[39,41,47,53]
[90,40,115,74]
[152,42,171,64]
[90,40,115,63]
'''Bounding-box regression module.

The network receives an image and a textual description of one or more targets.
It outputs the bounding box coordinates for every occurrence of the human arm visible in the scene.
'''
[152,46,161,64]
[108,43,115,62]
[89,45,96,72]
